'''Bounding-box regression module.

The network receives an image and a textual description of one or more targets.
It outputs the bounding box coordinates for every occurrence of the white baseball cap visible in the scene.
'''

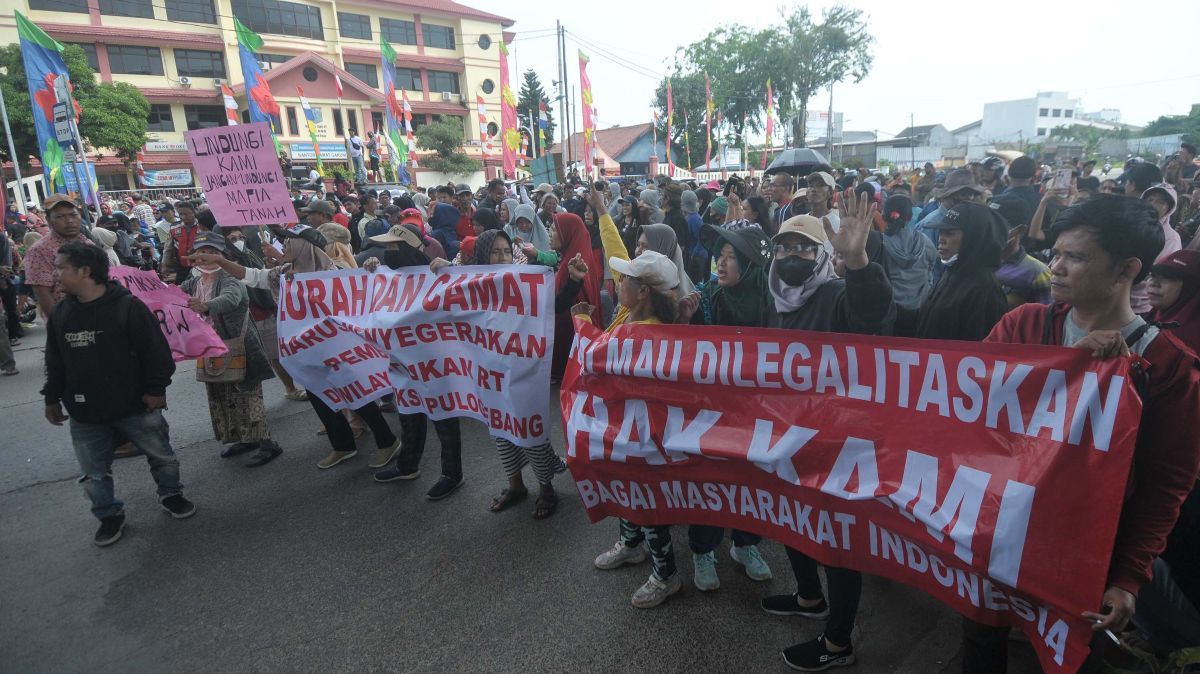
[608,251,679,292]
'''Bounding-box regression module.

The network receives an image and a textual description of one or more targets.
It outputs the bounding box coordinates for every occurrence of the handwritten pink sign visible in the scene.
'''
[184,122,295,227]
[110,266,228,362]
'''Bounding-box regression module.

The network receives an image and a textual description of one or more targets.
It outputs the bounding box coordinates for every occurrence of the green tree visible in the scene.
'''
[415,117,482,175]
[0,43,149,171]
[1142,104,1200,145]
[652,73,711,171]
[518,68,555,152]
[1048,124,1113,156]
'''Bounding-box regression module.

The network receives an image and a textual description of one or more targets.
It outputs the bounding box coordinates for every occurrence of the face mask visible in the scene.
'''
[198,264,220,275]
[940,254,959,267]
[775,256,818,286]
[232,240,246,251]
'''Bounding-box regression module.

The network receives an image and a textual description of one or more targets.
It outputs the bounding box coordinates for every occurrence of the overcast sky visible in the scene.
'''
[481,0,1199,142]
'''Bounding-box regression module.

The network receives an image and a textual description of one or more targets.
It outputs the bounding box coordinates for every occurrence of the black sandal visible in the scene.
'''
[489,487,528,512]
[532,490,559,520]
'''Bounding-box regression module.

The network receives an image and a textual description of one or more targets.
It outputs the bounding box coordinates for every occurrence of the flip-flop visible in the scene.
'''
[532,491,559,520]
[489,488,529,512]
[283,389,308,401]
[2,368,18,376]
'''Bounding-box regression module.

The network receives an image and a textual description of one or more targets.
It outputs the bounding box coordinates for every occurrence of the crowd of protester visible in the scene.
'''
[5,142,1200,671]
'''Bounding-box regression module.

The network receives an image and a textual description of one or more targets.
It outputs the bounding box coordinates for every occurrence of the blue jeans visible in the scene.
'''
[352,155,367,183]
[69,410,183,520]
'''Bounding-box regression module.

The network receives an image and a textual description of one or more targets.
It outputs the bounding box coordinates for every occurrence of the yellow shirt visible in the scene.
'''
[597,212,635,327]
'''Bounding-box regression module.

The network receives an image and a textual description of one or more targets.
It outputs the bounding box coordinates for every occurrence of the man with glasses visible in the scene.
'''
[24,195,96,319]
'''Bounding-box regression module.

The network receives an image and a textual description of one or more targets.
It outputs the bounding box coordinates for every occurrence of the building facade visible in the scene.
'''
[981,91,1082,146]
[1,0,512,190]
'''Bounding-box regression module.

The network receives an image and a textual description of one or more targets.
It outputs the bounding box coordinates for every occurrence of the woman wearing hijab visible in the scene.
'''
[760,193,894,671]
[550,212,603,380]
[1147,249,1200,351]
[879,193,937,311]
[90,227,122,267]
[363,227,465,501]
[411,192,431,220]
[317,222,357,269]
[182,232,282,467]
[676,223,774,592]
[584,250,686,608]
[428,202,461,261]
[429,229,575,518]
[498,197,520,230]
[509,204,552,258]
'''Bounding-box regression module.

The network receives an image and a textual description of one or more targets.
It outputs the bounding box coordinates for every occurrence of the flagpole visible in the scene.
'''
[0,87,27,214]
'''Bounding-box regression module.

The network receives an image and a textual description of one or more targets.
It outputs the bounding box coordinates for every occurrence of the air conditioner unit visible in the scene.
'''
[258,60,271,71]
[213,78,226,86]
[440,91,452,102]
[178,76,192,86]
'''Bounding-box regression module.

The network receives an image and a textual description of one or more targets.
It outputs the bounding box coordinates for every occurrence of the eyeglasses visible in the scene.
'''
[773,242,820,256]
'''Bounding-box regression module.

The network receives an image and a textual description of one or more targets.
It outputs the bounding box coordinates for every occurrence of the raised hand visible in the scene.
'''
[429,257,451,274]
[825,188,875,271]
[363,257,381,273]
[677,290,701,323]
[567,252,589,281]
[587,186,606,212]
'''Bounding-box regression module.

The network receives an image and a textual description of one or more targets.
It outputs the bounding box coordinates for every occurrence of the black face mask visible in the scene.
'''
[775,256,817,286]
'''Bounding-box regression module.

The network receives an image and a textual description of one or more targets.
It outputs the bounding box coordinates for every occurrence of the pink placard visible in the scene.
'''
[184,122,295,227]
[110,266,229,362]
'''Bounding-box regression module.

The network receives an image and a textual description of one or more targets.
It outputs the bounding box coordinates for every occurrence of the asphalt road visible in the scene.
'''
[0,321,1040,673]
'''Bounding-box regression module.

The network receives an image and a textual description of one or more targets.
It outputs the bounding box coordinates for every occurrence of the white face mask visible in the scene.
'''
[198,264,220,275]
[232,240,246,251]
[940,254,959,267]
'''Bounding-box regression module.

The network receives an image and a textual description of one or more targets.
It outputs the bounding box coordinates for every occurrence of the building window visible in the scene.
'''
[231,0,323,40]
[257,53,291,71]
[174,50,226,79]
[480,79,495,94]
[28,0,88,13]
[338,12,371,40]
[165,0,215,23]
[146,104,175,132]
[345,62,378,88]
[97,173,131,192]
[107,46,164,76]
[1064,109,1074,118]
[396,67,421,91]
[286,106,299,136]
[241,110,251,124]
[183,105,225,130]
[423,24,455,50]
[348,111,359,133]
[65,43,99,70]
[380,18,417,45]
[302,66,318,82]
[1039,108,1049,117]
[332,109,344,136]
[98,0,153,18]
[411,114,429,132]
[477,35,491,50]
[1036,128,1046,137]
[427,70,459,94]
[371,112,384,133]
[1051,109,1061,118]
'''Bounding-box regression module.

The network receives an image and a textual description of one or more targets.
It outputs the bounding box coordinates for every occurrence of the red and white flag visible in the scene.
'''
[135,150,146,186]
[220,84,239,126]
[334,74,344,101]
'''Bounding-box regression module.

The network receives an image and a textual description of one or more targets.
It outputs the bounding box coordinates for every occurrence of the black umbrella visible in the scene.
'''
[765,148,833,178]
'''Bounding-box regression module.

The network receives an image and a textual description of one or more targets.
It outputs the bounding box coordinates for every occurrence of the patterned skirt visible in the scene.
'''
[205,382,270,444]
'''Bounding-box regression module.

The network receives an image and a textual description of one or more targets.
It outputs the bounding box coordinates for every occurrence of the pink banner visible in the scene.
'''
[110,266,228,362]
[184,122,294,227]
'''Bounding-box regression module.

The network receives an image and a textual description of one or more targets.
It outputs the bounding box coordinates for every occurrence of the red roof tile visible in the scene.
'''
[548,123,653,162]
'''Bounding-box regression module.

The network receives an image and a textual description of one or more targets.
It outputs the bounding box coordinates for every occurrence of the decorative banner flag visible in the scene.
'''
[277,267,555,446]
[651,111,659,174]
[705,73,714,171]
[109,266,228,362]
[379,36,411,184]
[220,84,240,126]
[683,111,693,173]
[666,78,674,177]
[762,79,774,170]
[401,90,418,169]
[578,50,595,180]
[296,86,323,174]
[185,122,294,227]
[476,94,490,158]
[15,11,81,198]
[499,41,519,179]
[334,74,344,101]
[135,150,146,187]
[233,17,281,152]
[562,320,1144,673]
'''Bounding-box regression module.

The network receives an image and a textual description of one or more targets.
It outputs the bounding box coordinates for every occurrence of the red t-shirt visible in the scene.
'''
[333,213,350,228]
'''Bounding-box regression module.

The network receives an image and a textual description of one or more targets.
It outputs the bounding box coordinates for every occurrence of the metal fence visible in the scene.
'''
[98,187,200,203]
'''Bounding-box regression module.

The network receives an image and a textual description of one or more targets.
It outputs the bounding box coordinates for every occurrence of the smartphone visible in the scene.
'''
[1053,168,1073,190]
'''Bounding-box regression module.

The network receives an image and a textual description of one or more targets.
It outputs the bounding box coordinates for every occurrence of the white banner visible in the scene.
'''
[277,266,555,447]
[142,169,193,187]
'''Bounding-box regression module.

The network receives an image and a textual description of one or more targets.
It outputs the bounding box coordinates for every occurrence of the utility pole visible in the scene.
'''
[910,112,915,169]
[558,23,572,168]
[0,87,27,214]
[826,83,834,162]
[529,107,538,159]
[555,21,567,170]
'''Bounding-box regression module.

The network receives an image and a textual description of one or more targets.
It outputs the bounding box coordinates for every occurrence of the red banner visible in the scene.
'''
[560,320,1141,673]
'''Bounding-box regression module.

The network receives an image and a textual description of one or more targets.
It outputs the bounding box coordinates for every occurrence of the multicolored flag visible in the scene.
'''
[684,111,693,173]
[477,95,492,159]
[499,41,519,179]
[379,36,410,184]
[135,149,146,187]
[296,86,322,174]
[234,17,280,150]
[15,11,82,197]
[762,79,774,170]
[579,50,595,179]
[704,73,714,171]
[334,74,344,102]
[665,78,674,177]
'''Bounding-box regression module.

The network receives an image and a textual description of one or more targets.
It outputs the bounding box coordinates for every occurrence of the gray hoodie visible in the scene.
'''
[880,227,938,310]
[607,182,622,219]
[639,188,665,224]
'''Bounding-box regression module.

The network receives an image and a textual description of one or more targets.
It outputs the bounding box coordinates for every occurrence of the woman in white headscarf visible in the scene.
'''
[506,204,551,253]
[499,197,520,229]
[90,227,122,267]
[411,192,431,220]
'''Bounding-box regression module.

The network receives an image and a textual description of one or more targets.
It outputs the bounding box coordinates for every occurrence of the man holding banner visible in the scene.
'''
[961,196,1200,671]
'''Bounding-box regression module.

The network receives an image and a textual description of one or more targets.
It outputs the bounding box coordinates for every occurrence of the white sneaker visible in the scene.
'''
[594,541,647,570]
[693,551,720,591]
[631,573,682,608]
[730,544,774,581]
